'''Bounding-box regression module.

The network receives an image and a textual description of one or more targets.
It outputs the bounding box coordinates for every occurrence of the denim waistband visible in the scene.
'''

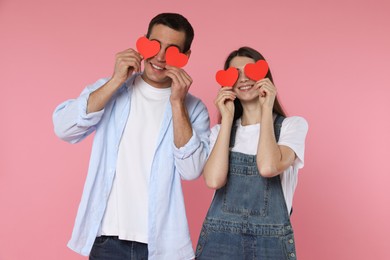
[204,218,293,236]
[229,152,257,164]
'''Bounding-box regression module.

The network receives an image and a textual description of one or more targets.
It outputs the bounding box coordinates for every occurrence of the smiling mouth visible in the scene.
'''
[238,85,253,91]
[150,62,165,71]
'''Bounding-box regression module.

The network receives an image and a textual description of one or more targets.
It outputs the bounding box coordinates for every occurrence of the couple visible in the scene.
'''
[53,13,308,260]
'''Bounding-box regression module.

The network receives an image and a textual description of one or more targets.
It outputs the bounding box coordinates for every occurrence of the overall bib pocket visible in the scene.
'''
[222,166,270,216]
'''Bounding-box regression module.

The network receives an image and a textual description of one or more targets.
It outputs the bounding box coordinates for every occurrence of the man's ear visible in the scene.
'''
[185,50,191,58]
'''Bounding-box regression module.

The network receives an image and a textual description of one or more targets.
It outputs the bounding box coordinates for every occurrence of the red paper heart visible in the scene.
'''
[215,67,239,87]
[165,46,189,68]
[244,60,269,81]
[136,36,160,59]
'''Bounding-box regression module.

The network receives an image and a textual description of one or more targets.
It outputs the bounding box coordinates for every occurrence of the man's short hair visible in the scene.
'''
[146,13,194,53]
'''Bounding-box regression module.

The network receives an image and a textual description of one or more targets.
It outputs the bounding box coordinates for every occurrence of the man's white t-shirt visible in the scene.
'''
[209,116,308,214]
[99,75,171,243]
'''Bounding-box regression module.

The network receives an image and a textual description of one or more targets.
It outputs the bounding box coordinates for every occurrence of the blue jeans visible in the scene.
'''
[89,236,148,260]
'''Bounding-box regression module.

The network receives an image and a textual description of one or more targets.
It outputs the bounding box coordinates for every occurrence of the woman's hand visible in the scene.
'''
[255,78,277,111]
[215,87,236,122]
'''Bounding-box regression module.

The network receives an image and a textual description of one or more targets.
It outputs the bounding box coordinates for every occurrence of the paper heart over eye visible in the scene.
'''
[136,36,160,59]
[215,67,239,87]
[244,60,269,81]
[165,46,188,68]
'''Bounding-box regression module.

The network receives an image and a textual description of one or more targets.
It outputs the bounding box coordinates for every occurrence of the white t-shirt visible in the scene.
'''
[99,75,171,243]
[209,116,308,214]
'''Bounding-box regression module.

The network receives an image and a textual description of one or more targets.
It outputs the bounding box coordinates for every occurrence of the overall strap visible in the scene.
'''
[229,124,238,148]
[273,114,285,142]
[274,114,294,215]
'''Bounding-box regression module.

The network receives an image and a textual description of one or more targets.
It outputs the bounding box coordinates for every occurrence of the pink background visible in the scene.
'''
[1,0,389,259]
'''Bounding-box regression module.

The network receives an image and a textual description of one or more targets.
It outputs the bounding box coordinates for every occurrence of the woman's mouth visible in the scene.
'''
[238,84,254,91]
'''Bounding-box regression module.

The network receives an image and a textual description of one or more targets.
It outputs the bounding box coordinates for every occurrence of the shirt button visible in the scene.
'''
[290,252,296,258]
[289,239,294,244]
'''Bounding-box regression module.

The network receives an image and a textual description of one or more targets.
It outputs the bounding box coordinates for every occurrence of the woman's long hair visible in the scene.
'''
[222,46,286,123]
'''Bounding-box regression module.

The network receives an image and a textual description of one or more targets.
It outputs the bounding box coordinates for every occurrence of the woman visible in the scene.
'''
[196,47,308,259]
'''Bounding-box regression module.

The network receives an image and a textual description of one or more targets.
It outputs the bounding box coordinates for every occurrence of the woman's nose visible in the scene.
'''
[238,69,248,82]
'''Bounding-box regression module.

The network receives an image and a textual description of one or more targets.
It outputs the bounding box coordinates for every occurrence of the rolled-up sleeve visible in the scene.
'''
[53,78,108,143]
[173,99,210,181]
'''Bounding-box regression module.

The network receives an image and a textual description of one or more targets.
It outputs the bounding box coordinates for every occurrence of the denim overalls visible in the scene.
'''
[196,115,297,260]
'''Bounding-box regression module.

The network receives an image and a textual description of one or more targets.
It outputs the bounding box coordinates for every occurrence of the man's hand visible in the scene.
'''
[111,48,143,85]
[165,65,192,104]
[165,65,193,148]
[87,48,142,114]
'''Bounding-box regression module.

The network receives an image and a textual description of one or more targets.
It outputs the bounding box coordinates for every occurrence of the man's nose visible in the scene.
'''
[155,48,166,62]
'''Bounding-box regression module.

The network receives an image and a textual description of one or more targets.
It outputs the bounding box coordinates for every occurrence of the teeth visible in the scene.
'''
[151,63,164,70]
[240,85,252,90]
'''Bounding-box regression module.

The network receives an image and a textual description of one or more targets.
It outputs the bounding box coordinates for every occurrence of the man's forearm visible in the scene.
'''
[87,78,123,113]
[171,101,193,148]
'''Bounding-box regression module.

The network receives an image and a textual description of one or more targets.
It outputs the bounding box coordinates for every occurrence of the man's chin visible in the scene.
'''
[142,72,171,88]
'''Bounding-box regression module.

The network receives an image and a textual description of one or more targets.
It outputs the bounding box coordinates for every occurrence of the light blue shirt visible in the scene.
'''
[53,74,210,259]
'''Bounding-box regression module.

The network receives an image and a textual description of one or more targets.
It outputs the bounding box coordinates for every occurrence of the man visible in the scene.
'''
[53,13,210,260]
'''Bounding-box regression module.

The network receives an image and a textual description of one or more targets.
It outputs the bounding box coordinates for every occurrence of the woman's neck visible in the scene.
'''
[240,101,262,126]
